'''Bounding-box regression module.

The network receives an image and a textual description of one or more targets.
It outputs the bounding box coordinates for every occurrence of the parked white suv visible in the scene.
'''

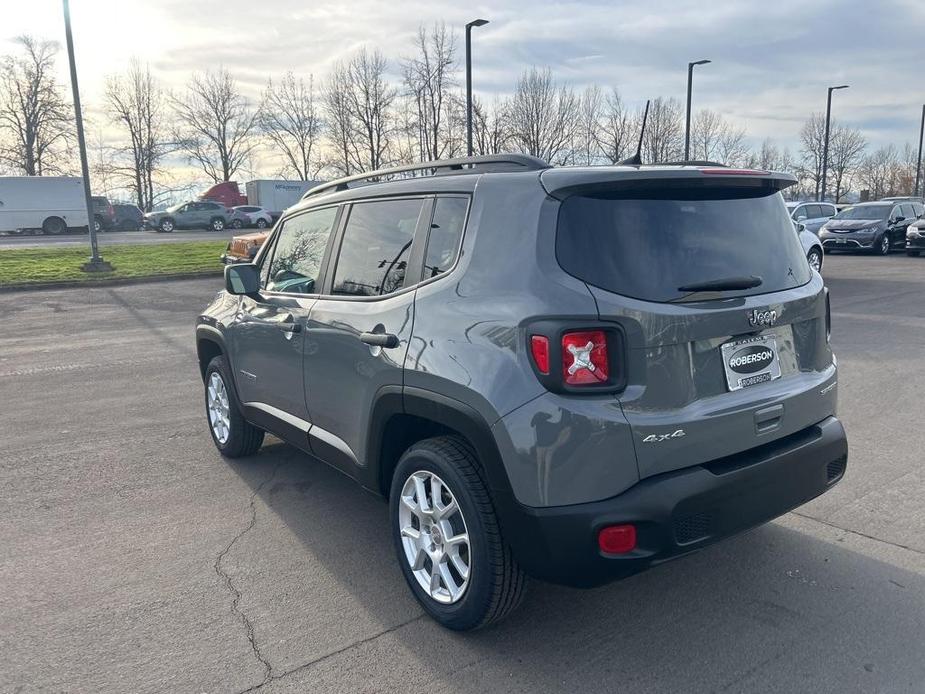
[786,201,836,234]
[231,205,273,229]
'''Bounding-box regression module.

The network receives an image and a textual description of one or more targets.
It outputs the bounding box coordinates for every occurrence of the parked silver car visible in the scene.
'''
[786,201,836,234]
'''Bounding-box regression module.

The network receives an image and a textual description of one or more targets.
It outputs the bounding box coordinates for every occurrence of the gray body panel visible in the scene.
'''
[197,163,839,513]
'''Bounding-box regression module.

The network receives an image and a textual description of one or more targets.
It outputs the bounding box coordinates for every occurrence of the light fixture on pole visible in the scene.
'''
[684,59,711,162]
[820,84,849,203]
[465,18,489,158]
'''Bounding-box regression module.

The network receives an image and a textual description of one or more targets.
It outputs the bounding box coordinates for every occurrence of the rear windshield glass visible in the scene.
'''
[834,205,889,220]
[556,190,811,303]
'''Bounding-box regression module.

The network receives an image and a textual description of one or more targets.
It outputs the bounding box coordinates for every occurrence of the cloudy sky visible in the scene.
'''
[4,0,925,154]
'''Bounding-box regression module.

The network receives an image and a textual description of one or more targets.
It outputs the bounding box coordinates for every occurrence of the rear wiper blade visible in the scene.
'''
[677,276,763,293]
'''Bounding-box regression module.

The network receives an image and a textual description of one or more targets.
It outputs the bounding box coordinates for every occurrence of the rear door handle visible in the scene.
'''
[360,331,399,348]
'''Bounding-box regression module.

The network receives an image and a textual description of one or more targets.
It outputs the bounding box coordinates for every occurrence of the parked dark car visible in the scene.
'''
[111,204,144,231]
[818,201,923,255]
[91,196,115,232]
[196,154,846,630]
[905,216,925,256]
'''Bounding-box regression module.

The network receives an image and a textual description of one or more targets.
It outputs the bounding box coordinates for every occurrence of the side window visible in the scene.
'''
[794,205,809,219]
[424,197,468,279]
[892,206,903,221]
[265,207,338,294]
[331,198,423,297]
[823,204,836,217]
[901,203,915,219]
[806,205,822,219]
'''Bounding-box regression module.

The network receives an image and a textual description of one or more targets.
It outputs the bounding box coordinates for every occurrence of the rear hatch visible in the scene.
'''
[546,167,837,479]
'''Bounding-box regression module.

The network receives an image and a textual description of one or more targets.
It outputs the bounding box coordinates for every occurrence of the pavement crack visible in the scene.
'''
[215,463,282,688]
[235,614,426,693]
[790,511,924,557]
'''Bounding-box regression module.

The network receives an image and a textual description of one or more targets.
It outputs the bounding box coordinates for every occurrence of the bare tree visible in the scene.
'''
[691,109,747,165]
[0,35,72,175]
[322,49,397,174]
[105,60,171,210]
[799,113,826,199]
[860,145,899,199]
[401,23,457,161]
[827,125,867,203]
[641,97,683,163]
[471,95,510,155]
[172,67,258,182]
[597,87,636,164]
[572,85,603,166]
[507,67,579,165]
[260,72,323,180]
[348,49,397,171]
[322,60,357,176]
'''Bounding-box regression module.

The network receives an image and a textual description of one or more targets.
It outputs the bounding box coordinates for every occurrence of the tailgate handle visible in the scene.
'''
[755,405,783,434]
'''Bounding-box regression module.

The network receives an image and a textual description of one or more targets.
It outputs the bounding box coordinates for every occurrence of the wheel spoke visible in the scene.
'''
[449,549,469,581]
[438,561,460,600]
[413,475,431,514]
[401,526,421,541]
[412,548,427,571]
[429,565,442,595]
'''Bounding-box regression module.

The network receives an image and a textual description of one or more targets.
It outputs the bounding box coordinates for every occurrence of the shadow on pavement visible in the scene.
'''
[225,440,925,693]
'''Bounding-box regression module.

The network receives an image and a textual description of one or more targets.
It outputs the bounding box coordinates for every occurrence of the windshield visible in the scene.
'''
[834,205,890,220]
[556,190,810,303]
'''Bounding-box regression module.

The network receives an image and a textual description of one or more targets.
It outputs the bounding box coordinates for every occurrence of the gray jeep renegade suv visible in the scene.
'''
[196,154,847,630]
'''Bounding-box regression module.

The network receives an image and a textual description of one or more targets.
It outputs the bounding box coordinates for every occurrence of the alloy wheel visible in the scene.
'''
[397,471,471,604]
[881,236,890,255]
[207,372,231,444]
[808,250,822,272]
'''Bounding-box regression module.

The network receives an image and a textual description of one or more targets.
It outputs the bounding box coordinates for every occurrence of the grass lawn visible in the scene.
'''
[0,241,226,287]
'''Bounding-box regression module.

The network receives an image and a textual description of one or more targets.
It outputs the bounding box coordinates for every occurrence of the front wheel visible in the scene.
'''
[41,216,66,235]
[390,436,526,630]
[807,248,823,273]
[93,216,103,233]
[256,218,268,229]
[211,217,225,231]
[876,234,891,255]
[231,219,243,229]
[204,356,264,457]
[159,218,175,232]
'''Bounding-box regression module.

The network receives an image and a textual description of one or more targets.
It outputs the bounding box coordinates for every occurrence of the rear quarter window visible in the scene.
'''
[556,189,812,303]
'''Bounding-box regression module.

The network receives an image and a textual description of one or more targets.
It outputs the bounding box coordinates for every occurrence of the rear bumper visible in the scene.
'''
[501,416,847,587]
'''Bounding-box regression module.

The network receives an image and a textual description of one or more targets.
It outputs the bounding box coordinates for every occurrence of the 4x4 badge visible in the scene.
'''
[748,308,778,327]
[642,429,686,443]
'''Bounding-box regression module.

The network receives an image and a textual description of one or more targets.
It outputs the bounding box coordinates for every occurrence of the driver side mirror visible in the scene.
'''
[225,263,260,296]
[796,222,806,232]
[893,216,905,223]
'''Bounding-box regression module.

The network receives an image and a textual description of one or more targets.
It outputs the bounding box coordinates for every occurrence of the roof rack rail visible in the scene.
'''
[302,153,550,200]
[660,160,728,167]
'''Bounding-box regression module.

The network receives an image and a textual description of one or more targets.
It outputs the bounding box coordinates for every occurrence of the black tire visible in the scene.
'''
[256,218,268,229]
[41,216,67,235]
[93,216,104,233]
[231,219,244,229]
[876,234,890,255]
[907,250,920,257]
[390,435,526,631]
[211,217,225,231]
[159,218,175,232]
[204,355,264,457]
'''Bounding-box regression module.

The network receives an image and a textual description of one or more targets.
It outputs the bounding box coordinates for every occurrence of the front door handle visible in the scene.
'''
[360,331,399,348]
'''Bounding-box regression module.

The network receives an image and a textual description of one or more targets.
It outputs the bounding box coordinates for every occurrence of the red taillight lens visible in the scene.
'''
[561,330,608,385]
[598,524,636,554]
[530,335,550,375]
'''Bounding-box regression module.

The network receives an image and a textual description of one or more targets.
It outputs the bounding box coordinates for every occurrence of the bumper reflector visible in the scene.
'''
[598,524,637,554]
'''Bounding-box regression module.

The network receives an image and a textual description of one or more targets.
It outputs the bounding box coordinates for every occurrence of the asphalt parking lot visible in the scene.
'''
[2,253,924,693]
[0,228,238,248]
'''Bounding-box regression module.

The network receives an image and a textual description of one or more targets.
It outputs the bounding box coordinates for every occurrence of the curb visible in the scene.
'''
[0,270,224,293]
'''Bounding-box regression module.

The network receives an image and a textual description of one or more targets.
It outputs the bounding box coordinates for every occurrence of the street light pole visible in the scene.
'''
[684,59,710,162]
[465,18,489,158]
[915,104,925,198]
[820,84,849,203]
[63,0,111,272]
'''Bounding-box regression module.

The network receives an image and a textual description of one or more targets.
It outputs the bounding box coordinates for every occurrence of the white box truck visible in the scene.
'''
[244,179,322,220]
[0,176,89,234]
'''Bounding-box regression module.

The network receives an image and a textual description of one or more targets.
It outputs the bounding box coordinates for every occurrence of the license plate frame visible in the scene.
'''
[721,334,782,392]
